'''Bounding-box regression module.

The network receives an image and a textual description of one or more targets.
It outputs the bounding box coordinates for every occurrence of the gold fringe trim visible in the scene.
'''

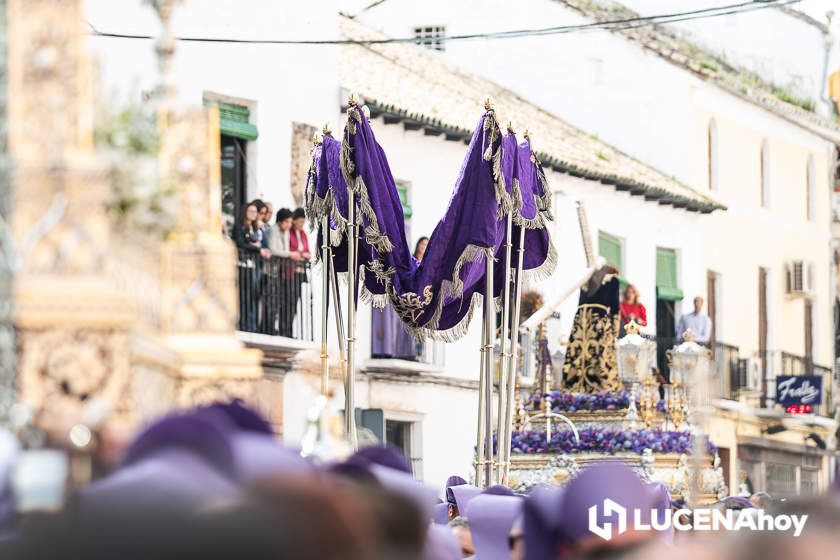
[483,110,512,219]
[511,183,548,230]
[522,238,558,284]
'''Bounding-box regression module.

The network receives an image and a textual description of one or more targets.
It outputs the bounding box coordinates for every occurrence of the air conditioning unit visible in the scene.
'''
[785,260,813,296]
[745,357,763,391]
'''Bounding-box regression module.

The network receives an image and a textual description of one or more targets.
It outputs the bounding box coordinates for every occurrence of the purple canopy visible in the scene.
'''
[306,101,555,341]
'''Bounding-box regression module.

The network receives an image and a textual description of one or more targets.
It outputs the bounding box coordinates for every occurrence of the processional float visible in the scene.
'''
[304,95,556,486]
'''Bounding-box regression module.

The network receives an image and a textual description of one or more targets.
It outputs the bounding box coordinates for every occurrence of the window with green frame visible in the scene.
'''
[204,98,258,235]
[598,231,627,285]
[204,100,259,141]
[396,181,412,219]
[598,231,622,268]
[656,248,683,301]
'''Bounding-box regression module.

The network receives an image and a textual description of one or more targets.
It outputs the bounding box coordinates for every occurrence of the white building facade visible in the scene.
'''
[86,0,725,486]
[352,0,840,493]
[352,0,840,378]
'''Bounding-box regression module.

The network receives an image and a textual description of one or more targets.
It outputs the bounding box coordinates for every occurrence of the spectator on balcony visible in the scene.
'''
[619,284,647,331]
[234,203,264,255]
[265,208,299,336]
[251,199,270,248]
[234,203,270,332]
[414,236,428,263]
[676,296,712,344]
[264,208,311,338]
[264,201,274,226]
[290,208,312,261]
[371,236,429,361]
[266,208,296,259]
[414,237,428,358]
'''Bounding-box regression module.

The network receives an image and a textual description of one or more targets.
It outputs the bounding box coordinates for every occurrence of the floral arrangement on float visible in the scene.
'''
[510,428,716,456]
[525,390,630,413]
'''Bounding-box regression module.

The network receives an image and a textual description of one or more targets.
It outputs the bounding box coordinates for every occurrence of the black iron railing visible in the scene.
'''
[615,335,833,414]
[755,350,833,415]
[714,342,746,399]
[237,249,313,341]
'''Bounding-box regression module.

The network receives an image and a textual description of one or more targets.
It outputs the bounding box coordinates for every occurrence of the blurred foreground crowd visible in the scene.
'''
[1,402,838,560]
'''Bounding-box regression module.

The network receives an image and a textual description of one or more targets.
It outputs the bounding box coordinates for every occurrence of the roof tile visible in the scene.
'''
[339,16,723,213]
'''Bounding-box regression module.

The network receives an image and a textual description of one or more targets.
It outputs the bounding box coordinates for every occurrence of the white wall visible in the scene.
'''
[352,0,702,190]
[354,0,837,364]
[545,173,704,341]
[87,0,342,210]
[620,0,837,109]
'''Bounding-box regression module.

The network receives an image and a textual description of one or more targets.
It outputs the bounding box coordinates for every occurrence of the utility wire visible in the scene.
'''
[87,0,800,46]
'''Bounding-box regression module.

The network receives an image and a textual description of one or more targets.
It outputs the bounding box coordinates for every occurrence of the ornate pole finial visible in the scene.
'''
[484,97,494,111]
[311,132,323,146]
[322,122,332,136]
[147,0,183,109]
[523,129,531,141]
[682,328,695,342]
[348,93,358,107]
[506,121,515,134]
[625,319,641,335]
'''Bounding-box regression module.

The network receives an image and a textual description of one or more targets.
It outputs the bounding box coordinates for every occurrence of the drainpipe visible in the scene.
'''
[817,12,836,118]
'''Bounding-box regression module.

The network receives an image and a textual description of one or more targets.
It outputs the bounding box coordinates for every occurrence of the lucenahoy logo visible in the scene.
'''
[588,498,808,541]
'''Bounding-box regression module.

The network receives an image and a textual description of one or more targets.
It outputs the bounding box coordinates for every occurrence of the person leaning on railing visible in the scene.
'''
[234,202,271,332]
[266,208,305,337]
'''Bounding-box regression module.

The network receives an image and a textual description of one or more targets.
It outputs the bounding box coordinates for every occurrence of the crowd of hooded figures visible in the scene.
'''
[231,199,313,337]
[2,400,837,560]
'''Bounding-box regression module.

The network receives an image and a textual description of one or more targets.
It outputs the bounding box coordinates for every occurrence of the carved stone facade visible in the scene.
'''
[290,122,318,206]
[1,0,264,437]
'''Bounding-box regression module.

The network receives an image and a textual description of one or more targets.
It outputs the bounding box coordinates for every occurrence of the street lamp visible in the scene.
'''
[667,329,711,430]
[616,320,656,429]
[668,328,714,506]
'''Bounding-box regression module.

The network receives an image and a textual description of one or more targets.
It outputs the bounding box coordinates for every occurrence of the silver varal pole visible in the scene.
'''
[483,249,495,487]
[319,216,330,396]
[330,253,347,381]
[502,225,526,483]
[475,318,487,485]
[345,183,358,448]
[495,211,513,481]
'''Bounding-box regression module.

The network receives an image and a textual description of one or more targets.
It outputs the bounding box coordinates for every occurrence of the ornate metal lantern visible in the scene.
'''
[616,320,656,428]
[666,329,712,430]
[670,329,712,389]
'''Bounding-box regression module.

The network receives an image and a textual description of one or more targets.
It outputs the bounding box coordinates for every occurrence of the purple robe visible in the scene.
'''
[371,305,417,359]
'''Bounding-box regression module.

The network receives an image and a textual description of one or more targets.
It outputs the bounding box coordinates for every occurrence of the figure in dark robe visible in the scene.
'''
[562,277,622,393]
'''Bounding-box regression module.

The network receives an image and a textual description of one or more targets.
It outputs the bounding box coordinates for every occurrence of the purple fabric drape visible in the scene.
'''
[306,104,555,341]
[371,306,417,359]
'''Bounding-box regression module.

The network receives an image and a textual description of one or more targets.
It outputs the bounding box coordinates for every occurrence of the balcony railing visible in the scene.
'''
[237,249,313,341]
[764,350,833,416]
[637,338,833,416]
[715,342,746,400]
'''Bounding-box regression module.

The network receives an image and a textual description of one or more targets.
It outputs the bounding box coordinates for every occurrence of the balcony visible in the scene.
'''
[716,346,833,417]
[236,249,314,341]
[637,338,834,417]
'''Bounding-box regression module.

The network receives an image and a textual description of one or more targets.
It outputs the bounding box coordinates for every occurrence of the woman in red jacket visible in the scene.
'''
[619,283,647,328]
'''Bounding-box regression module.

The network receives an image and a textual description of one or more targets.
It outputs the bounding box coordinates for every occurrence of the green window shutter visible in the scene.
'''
[598,232,622,270]
[396,181,412,219]
[205,100,259,141]
[656,248,684,301]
